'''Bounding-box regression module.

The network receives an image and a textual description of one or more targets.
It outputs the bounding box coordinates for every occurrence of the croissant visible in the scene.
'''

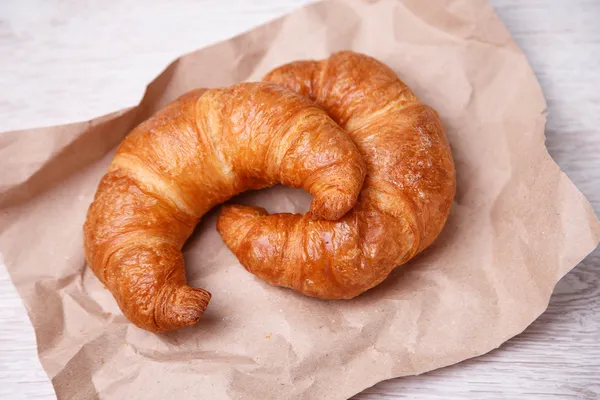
[83,82,366,332]
[217,51,456,299]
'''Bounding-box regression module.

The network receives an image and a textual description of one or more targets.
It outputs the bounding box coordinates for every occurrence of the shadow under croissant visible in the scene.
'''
[141,312,225,346]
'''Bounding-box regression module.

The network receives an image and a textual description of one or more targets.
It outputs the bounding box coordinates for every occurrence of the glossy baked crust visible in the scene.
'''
[83,82,366,332]
[218,52,456,299]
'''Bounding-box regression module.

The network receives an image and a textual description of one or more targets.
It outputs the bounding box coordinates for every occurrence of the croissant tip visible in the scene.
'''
[155,286,212,331]
[179,286,211,323]
[309,193,353,221]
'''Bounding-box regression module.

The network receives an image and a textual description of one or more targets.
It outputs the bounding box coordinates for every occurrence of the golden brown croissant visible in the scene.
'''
[218,51,456,299]
[83,82,366,332]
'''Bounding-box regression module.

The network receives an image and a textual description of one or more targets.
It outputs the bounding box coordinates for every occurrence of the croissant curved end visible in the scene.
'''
[217,205,267,253]
[309,186,358,221]
[306,160,366,221]
[151,285,212,332]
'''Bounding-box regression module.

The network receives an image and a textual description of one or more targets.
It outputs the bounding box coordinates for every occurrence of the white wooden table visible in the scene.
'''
[1,1,599,398]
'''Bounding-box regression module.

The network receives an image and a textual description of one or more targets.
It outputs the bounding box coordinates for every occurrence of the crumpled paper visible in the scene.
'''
[0,0,598,399]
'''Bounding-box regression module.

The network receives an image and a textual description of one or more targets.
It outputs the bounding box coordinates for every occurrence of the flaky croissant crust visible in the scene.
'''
[218,51,456,299]
[84,82,366,332]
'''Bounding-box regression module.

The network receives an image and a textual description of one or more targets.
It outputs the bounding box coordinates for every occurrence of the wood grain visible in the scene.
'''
[0,1,598,399]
